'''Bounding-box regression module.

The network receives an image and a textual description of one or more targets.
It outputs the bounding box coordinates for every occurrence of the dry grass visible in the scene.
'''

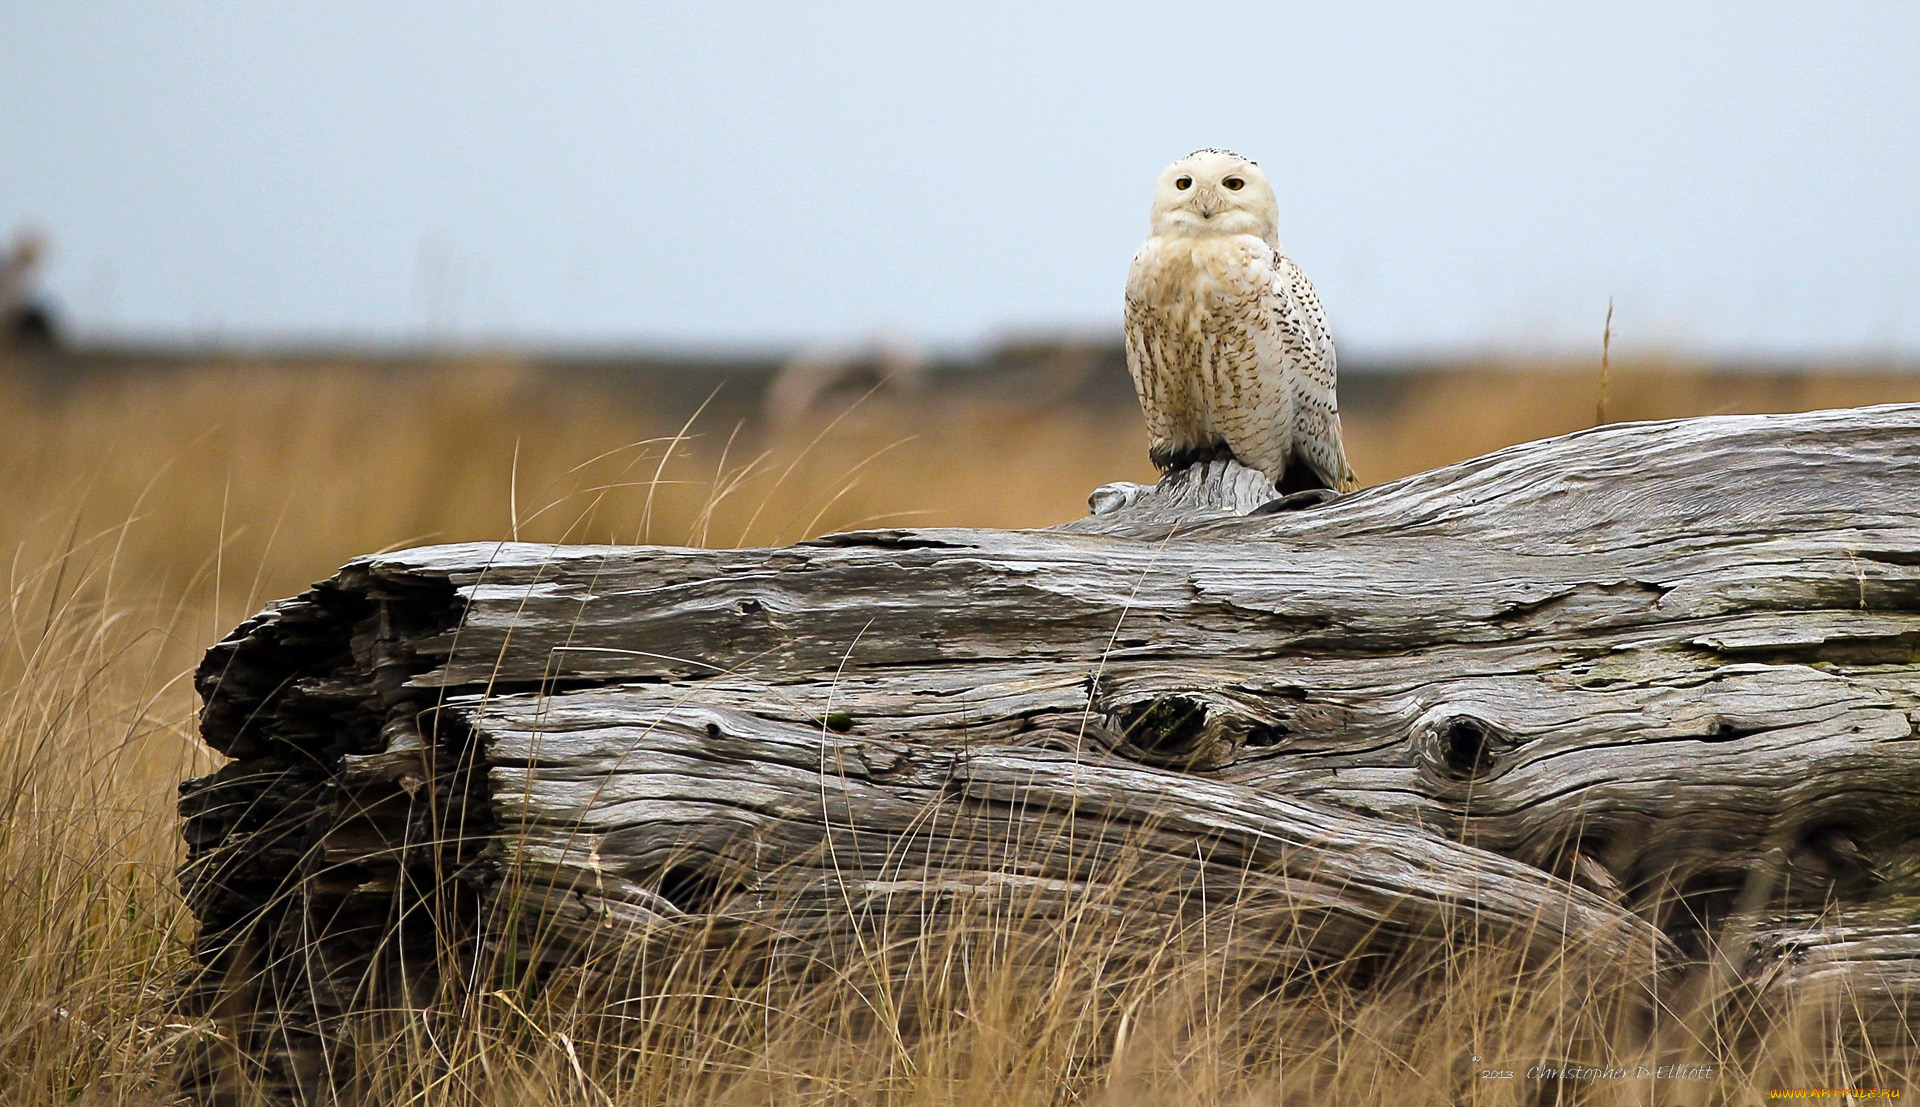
[0,354,1915,1104]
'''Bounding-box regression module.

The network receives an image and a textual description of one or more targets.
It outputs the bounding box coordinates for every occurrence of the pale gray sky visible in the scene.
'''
[5,2,1918,357]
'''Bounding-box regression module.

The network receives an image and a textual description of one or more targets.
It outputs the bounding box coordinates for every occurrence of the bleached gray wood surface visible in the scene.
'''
[180,403,1920,1098]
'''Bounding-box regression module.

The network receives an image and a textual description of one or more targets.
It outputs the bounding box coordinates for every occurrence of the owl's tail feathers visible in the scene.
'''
[1284,425,1359,494]
[1256,453,1354,515]
[1276,445,1357,496]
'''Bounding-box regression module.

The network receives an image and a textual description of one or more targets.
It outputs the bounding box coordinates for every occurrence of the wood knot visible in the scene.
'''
[653,862,744,916]
[1106,694,1249,770]
[1794,824,1886,884]
[1413,707,1512,781]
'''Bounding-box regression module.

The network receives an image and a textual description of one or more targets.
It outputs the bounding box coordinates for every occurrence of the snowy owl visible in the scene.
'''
[1124,149,1356,495]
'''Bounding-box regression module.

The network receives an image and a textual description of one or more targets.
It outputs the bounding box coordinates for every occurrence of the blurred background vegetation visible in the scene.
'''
[9,341,1920,610]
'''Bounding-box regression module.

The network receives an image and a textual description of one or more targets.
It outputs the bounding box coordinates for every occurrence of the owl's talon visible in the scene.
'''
[1155,443,1233,474]
[1251,488,1340,514]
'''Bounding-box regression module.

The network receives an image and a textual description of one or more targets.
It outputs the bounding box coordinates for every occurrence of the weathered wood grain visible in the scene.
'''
[179,403,1920,1099]
[469,687,1665,969]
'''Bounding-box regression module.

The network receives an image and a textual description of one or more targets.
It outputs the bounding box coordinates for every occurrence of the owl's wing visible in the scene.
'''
[1262,252,1357,492]
[1124,241,1188,467]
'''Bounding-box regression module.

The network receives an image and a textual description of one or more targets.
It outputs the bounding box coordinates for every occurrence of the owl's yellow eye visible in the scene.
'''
[1175,176,1193,190]
[1222,177,1245,191]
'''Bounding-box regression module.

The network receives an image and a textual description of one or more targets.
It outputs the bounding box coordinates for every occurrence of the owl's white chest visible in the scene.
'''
[1125,233,1291,473]
[1126,235,1271,334]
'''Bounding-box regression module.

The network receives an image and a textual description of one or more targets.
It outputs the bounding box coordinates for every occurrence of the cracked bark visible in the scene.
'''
[180,404,1920,1098]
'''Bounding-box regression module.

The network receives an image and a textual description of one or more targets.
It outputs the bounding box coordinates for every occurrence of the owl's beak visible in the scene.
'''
[1192,188,1223,219]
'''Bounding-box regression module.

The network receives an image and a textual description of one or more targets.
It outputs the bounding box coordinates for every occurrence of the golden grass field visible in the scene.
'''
[1,354,1917,1103]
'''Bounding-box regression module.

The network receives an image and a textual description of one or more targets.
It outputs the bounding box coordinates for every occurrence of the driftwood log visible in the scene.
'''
[180,404,1920,1097]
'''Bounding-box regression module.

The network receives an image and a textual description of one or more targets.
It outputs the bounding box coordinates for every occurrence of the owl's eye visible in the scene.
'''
[1175,176,1193,190]
[1222,176,1245,191]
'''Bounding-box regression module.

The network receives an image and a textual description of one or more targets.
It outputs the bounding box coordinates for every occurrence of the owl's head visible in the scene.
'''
[1149,149,1279,244]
